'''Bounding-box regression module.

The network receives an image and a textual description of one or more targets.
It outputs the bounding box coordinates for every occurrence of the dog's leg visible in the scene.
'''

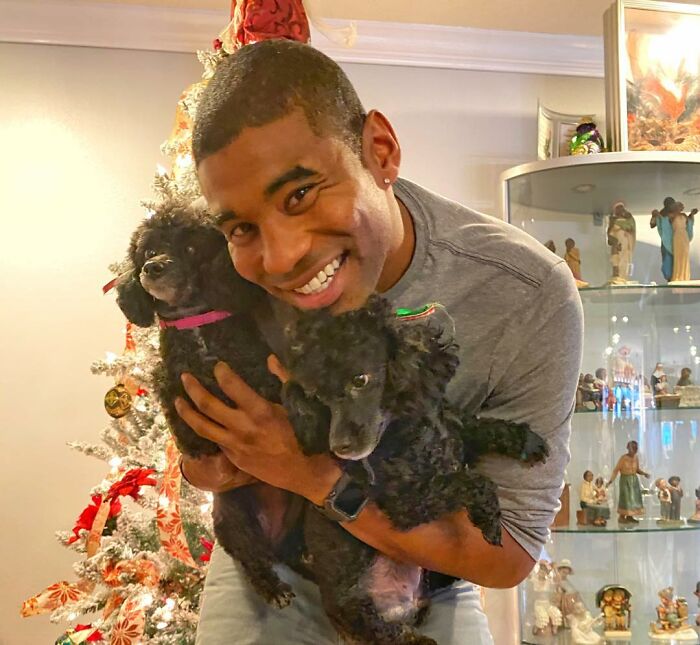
[452,469,503,546]
[460,415,549,466]
[213,489,295,608]
[303,511,436,645]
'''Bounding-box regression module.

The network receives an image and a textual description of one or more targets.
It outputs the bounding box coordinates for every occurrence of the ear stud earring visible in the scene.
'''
[383,178,391,185]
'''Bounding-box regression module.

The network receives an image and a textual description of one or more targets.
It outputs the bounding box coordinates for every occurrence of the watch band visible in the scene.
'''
[315,470,369,522]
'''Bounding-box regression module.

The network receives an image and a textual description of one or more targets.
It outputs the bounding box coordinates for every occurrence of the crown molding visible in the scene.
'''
[0,0,604,77]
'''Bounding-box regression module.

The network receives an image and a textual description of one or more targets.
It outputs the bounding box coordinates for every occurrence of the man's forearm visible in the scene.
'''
[340,504,535,588]
[295,455,534,589]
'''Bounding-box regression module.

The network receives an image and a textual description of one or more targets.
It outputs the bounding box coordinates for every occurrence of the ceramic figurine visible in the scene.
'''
[668,476,684,521]
[579,471,610,526]
[568,600,604,644]
[555,559,582,622]
[607,202,636,284]
[688,487,700,524]
[564,238,590,288]
[597,585,632,637]
[649,586,698,640]
[651,363,666,393]
[694,582,700,626]
[543,239,557,254]
[651,197,676,282]
[656,478,673,521]
[669,201,697,283]
[570,119,605,155]
[529,560,564,637]
[677,367,694,388]
[577,374,601,411]
[607,440,650,523]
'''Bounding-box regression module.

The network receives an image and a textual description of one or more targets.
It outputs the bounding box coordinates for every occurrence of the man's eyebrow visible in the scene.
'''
[264,165,318,197]
[215,210,238,227]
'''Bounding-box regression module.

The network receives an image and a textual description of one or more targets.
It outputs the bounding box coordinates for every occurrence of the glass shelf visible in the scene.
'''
[578,284,700,306]
[574,405,700,415]
[553,518,700,534]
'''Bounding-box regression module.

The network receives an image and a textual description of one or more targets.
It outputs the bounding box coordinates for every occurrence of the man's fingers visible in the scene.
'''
[267,354,290,384]
[175,396,234,446]
[214,362,270,418]
[181,372,244,427]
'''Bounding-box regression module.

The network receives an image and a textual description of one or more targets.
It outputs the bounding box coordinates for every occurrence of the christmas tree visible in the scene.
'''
[19,2,356,640]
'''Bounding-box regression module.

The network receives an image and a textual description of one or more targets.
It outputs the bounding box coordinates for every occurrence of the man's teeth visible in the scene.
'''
[295,257,342,295]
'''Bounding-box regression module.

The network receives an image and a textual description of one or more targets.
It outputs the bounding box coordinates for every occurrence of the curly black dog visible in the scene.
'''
[281,296,549,644]
[115,203,304,608]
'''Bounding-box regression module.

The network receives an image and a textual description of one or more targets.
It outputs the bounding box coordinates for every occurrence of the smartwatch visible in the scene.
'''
[315,471,369,522]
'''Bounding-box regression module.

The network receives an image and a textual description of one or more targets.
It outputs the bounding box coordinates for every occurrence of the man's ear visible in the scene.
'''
[361,110,401,189]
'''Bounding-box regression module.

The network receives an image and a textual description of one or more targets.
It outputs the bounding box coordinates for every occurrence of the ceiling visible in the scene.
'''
[55,0,700,36]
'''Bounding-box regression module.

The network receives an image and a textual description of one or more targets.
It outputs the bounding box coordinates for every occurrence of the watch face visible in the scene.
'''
[334,480,368,518]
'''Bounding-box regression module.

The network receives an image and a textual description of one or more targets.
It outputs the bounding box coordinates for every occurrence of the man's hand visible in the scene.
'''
[180,452,258,493]
[174,360,341,505]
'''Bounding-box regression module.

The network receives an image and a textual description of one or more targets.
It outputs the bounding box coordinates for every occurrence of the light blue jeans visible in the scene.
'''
[195,543,494,644]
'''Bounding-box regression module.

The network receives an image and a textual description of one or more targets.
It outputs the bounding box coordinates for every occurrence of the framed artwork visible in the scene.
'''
[537,103,588,160]
[604,0,700,151]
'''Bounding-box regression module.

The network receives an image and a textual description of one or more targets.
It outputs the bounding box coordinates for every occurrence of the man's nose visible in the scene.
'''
[260,221,312,277]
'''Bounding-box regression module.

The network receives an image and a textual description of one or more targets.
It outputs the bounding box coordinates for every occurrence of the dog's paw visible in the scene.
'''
[519,431,549,465]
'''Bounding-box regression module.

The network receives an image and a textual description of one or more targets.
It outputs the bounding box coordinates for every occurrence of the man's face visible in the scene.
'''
[197,110,405,313]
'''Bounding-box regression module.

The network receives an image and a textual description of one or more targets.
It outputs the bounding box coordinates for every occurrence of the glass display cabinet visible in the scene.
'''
[500,152,700,644]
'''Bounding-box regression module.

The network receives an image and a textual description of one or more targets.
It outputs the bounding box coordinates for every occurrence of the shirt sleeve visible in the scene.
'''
[473,260,583,561]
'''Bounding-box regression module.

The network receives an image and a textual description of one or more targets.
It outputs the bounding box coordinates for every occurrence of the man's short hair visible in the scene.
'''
[193,39,367,164]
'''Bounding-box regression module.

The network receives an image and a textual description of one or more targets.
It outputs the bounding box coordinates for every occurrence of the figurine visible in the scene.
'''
[568,601,604,644]
[579,470,610,526]
[556,559,583,621]
[677,367,694,388]
[543,239,557,254]
[570,119,605,155]
[577,374,601,411]
[651,197,676,282]
[607,440,650,523]
[607,202,636,284]
[668,200,697,283]
[529,560,564,637]
[656,478,673,521]
[649,586,697,640]
[688,487,700,524]
[651,363,666,392]
[564,238,590,288]
[597,585,632,636]
[668,476,684,521]
[694,582,700,626]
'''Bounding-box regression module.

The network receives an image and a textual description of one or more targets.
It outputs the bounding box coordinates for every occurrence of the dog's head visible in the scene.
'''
[285,296,458,460]
[116,204,265,326]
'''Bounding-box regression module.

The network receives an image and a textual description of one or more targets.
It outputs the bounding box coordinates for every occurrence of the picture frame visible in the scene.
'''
[604,0,700,152]
[537,103,588,160]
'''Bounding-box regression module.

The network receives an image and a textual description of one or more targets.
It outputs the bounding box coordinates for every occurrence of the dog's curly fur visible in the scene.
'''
[282,296,549,644]
[116,204,303,607]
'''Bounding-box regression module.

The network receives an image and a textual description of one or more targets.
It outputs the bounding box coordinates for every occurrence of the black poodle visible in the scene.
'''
[115,202,304,608]
[281,296,549,644]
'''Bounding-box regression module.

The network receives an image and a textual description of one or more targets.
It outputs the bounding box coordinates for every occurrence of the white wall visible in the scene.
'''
[0,40,604,643]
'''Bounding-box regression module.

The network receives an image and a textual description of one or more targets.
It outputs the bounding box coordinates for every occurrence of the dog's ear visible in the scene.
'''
[199,247,266,311]
[115,269,156,327]
[387,319,459,408]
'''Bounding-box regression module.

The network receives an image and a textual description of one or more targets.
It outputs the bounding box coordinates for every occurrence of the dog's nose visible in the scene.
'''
[142,260,166,277]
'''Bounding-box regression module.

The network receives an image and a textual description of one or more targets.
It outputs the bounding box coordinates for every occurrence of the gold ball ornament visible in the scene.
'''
[104,384,132,418]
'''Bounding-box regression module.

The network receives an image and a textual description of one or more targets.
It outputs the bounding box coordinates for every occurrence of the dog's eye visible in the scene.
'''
[186,245,196,255]
[144,249,157,259]
[351,374,370,389]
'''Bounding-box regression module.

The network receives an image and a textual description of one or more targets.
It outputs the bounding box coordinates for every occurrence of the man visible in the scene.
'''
[177,39,582,643]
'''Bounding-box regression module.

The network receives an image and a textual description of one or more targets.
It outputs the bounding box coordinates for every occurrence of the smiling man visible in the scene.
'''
[179,39,583,644]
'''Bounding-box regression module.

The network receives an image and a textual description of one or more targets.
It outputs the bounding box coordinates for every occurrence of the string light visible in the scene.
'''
[159,495,170,508]
[105,352,117,365]
[165,598,176,610]
[622,316,629,323]
[141,592,154,608]
[156,164,168,177]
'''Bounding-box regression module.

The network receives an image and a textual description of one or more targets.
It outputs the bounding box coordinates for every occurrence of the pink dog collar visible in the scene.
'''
[159,310,232,330]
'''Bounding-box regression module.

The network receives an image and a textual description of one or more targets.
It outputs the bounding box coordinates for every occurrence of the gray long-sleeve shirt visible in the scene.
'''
[385,178,584,561]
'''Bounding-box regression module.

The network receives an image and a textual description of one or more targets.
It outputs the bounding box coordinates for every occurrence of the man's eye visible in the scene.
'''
[229,222,256,239]
[144,249,157,259]
[286,185,315,210]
